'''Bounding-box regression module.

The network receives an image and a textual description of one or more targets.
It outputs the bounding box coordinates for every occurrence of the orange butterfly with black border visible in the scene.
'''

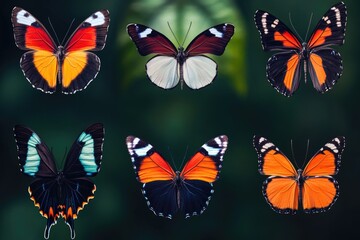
[126,135,228,219]
[11,7,110,94]
[253,135,345,214]
[254,2,347,97]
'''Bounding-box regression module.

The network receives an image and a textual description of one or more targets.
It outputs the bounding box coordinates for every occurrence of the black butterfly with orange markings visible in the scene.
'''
[254,2,347,97]
[253,135,345,214]
[126,135,228,218]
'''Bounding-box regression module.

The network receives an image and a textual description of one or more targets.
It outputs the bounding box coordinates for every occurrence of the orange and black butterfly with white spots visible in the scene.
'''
[11,7,110,94]
[126,135,228,219]
[253,135,345,214]
[254,2,347,97]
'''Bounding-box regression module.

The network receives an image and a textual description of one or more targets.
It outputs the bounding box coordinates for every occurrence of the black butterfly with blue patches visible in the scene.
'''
[14,123,104,239]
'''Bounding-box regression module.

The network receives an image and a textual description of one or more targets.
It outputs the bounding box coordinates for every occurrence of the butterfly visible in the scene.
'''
[11,7,110,94]
[253,135,345,214]
[13,123,104,239]
[125,135,228,218]
[254,2,347,97]
[127,23,234,89]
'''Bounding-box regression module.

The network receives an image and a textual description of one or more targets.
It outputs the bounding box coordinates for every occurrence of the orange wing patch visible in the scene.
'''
[32,50,58,88]
[62,51,88,87]
[274,31,301,48]
[283,54,300,92]
[303,149,336,176]
[264,177,299,214]
[262,149,297,177]
[309,53,326,85]
[302,177,338,213]
[180,152,218,183]
[138,152,175,183]
[308,27,332,49]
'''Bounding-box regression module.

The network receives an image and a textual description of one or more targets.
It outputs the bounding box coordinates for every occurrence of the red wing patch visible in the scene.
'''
[185,23,234,56]
[127,23,178,56]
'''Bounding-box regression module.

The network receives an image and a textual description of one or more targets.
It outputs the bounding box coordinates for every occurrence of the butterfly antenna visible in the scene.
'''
[304,13,313,41]
[167,21,181,46]
[179,145,189,170]
[48,17,61,45]
[181,21,192,47]
[288,12,304,42]
[61,18,76,46]
[302,139,310,169]
[290,139,299,169]
[60,147,68,170]
[167,146,178,171]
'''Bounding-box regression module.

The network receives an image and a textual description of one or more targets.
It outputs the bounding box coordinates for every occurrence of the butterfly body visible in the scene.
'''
[14,124,105,239]
[254,2,347,96]
[254,135,344,214]
[126,135,228,218]
[127,23,234,89]
[12,7,110,94]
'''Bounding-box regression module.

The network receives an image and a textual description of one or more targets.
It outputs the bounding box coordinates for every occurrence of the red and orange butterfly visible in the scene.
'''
[254,2,347,97]
[11,7,110,94]
[126,135,228,219]
[253,135,345,214]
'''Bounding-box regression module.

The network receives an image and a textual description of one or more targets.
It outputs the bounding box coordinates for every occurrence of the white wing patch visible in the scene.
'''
[85,11,106,26]
[182,56,216,89]
[139,28,153,38]
[16,9,36,26]
[146,56,179,89]
[209,28,223,38]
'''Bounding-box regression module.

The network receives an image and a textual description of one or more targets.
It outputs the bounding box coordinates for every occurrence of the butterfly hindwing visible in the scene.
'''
[126,135,228,218]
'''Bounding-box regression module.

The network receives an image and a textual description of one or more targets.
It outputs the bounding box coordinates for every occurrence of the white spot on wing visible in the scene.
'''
[203,144,221,156]
[139,28,152,38]
[134,144,152,156]
[16,9,36,26]
[85,11,106,26]
[209,28,223,38]
[261,12,269,34]
[325,143,338,153]
[331,7,342,27]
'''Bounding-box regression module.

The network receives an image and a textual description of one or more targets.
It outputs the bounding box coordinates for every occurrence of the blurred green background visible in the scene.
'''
[1,0,359,239]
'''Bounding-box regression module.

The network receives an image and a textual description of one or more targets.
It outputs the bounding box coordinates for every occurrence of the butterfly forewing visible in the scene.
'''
[308,2,347,49]
[185,23,235,55]
[302,136,345,176]
[254,10,301,51]
[127,23,178,56]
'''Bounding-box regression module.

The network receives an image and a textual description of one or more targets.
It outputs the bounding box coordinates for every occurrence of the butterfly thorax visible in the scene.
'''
[296,169,305,186]
[56,171,65,184]
[174,171,182,208]
[176,47,187,65]
[56,46,65,60]
[300,42,309,60]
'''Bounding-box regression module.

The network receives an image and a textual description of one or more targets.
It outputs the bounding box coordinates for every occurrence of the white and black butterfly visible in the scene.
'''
[127,23,234,89]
